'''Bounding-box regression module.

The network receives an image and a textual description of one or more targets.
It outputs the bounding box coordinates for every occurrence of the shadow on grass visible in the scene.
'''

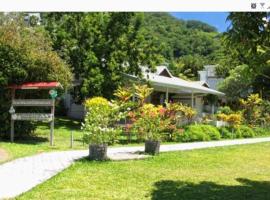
[54,117,81,130]
[9,136,48,145]
[151,178,270,200]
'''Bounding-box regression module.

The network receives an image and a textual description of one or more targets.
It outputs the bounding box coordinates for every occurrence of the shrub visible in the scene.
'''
[254,127,270,136]
[235,125,255,138]
[130,103,169,141]
[0,16,72,138]
[240,94,262,125]
[180,125,221,142]
[216,113,228,121]
[259,100,270,126]
[219,127,234,139]
[171,128,185,142]
[82,97,121,145]
[217,106,233,115]
[166,102,197,124]
[216,112,242,129]
[200,125,221,140]
[226,113,242,127]
[181,127,210,142]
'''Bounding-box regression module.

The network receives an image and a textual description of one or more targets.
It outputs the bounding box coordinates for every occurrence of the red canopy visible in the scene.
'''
[8,82,62,90]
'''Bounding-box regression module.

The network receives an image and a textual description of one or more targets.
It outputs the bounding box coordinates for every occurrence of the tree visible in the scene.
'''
[142,13,222,71]
[219,12,270,98]
[43,13,163,101]
[186,20,217,32]
[0,13,72,137]
[218,65,254,101]
[169,54,206,80]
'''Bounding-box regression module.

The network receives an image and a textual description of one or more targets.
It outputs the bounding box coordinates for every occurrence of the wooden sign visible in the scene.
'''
[11,113,53,121]
[12,99,53,107]
[9,82,60,146]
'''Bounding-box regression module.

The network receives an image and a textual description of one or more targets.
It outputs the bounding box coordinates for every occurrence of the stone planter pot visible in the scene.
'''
[89,144,108,161]
[145,140,160,155]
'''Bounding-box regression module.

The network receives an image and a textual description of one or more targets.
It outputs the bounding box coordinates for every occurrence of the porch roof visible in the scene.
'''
[141,67,225,96]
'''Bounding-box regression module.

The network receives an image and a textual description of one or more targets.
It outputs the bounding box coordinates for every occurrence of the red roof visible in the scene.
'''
[8,82,62,90]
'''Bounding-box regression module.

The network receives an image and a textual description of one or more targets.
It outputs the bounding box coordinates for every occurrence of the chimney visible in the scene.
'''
[198,70,207,81]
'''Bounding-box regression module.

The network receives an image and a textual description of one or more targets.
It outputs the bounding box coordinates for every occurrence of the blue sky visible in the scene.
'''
[170,12,230,32]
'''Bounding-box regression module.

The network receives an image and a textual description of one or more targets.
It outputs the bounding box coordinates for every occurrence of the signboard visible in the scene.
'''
[49,89,58,99]
[8,81,61,146]
[11,113,53,121]
[12,99,54,107]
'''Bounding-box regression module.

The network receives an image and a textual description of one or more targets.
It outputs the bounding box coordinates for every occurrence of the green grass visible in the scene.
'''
[1,117,270,163]
[17,142,270,200]
[0,118,86,163]
[0,117,147,163]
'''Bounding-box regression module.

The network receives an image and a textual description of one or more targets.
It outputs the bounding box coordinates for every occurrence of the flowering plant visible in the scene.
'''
[131,104,169,141]
[82,97,121,145]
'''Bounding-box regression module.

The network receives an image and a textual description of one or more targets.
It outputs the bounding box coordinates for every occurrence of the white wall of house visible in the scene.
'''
[195,97,203,115]
[64,93,85,120]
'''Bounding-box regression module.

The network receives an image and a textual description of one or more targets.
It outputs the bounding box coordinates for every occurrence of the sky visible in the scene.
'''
[170,12,230,32]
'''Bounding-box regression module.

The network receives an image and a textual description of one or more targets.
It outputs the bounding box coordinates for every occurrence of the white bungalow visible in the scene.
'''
[64,65,225,119]
[127,66,224,115]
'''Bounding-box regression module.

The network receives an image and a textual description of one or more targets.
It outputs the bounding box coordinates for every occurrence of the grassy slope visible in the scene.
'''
[18,142,270,200]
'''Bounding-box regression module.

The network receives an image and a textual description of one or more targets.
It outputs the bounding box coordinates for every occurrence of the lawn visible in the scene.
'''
[17,142,270,200]
[0,118,85,163]
[0,117,146,163]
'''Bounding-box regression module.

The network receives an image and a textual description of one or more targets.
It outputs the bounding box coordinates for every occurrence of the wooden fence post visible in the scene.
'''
[10,119,14,142]
[70,131,74,148]
[50,99,55,146]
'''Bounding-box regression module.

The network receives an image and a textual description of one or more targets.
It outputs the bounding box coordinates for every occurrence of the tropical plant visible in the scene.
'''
[217,106,233,115]
[240,94,262,125]
[226,113,242,128]
[216,113,228,121]
[82,97,121,145]
[131,104,169,141]
[114,86,133,103]
[133,84,154,105]
[260,100,270,126]
[166,102,197,124]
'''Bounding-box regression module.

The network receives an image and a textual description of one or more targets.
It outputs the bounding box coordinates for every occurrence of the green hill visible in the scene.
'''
[142,13,222,79]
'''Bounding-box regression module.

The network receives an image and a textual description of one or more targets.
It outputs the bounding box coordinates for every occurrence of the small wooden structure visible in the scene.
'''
[8,82,62,146]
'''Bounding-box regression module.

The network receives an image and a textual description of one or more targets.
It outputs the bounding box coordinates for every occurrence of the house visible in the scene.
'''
[128,66,224,115]
[198,65,224,91]
[198,65,225,113]
[64,65,225,119]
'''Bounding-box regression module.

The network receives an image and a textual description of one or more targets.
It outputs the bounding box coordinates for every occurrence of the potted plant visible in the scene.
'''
[82,97,121,160]
[131,104,169,155]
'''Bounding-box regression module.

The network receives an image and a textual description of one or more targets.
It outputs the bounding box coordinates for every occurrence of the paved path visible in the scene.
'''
[1,137,270,199]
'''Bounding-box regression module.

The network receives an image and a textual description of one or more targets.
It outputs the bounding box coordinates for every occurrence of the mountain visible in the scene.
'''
[142,13,222,80]
[142,13,221,62]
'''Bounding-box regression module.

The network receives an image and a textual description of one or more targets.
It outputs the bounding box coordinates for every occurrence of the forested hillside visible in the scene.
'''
[142,13,222,80]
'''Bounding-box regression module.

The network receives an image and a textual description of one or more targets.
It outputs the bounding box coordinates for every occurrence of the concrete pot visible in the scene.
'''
[89,144,108,161]
[145,140,160,155]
